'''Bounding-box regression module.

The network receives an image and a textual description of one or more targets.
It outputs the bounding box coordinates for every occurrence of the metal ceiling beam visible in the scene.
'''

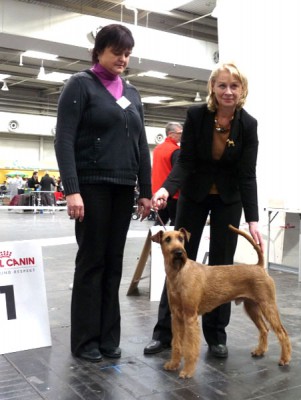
[0,0,217,127]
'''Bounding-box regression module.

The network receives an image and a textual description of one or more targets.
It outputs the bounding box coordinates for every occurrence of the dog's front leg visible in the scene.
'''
[179,312,200,379]
[164,309,183,372]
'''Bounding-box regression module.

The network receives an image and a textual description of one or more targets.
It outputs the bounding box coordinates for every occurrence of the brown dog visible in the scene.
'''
[151,225,291,379]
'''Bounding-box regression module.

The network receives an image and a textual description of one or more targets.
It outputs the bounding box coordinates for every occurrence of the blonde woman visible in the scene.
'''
[145,63,263,358]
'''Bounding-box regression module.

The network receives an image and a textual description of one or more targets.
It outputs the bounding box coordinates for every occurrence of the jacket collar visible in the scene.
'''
[165,136,179,146]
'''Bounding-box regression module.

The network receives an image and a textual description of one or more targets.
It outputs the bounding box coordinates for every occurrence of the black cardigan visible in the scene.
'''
[54,70,152,199]
[164,104,259,222]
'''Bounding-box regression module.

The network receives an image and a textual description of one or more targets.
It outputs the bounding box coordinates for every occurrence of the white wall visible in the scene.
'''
[0,112,56,136]
[0,134,56,170]
[0,112,57,169]
[217,0,301,213]
[0,111,165,169]
[215,0,301,268]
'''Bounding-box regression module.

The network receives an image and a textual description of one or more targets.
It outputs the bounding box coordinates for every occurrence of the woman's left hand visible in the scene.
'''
[248,221,264,252]
[137,198,152,221]
[66,193,84,222]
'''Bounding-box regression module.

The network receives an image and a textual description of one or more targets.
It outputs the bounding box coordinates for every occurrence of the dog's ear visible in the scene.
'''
[179,228,191,242]
[151,230,164,243]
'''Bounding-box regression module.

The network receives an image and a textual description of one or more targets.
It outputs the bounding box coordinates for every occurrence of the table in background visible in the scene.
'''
[8,191,57,212]
[266,207,301,282]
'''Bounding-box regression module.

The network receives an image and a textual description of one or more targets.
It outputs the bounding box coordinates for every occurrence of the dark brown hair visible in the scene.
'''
[92,24,135,64]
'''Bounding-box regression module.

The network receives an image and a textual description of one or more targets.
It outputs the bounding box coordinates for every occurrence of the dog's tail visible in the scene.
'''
[228,225,264,267]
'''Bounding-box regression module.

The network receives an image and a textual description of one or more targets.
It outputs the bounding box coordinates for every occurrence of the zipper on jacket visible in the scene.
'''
[124,110,129,137]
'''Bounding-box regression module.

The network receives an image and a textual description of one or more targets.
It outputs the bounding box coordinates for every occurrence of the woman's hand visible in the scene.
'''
[248,221,264,252]
[137,198,152,221]
[152,188,169,211]
[66,193,84,222]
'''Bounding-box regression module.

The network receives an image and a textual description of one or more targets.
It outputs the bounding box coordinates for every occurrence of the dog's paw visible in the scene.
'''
[251,348,265,357]
[164,360,180,371]
[179,369,193,379]
[278,358,290,366]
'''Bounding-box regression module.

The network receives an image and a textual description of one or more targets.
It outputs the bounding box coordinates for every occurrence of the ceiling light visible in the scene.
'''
[37,61,46,79]
[41,72,72,82]
[22,50,58,61]
[123,0,190,12]
[194,92,202,102]
[37,66,46,79]
[0,74,11,81]
[138,70,168,79]
[1,81,9,91]
[142,96,173,104]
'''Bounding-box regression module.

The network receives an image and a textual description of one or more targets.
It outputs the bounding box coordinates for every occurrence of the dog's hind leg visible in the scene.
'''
[244,300,269,357]
[259,301,291,366]
[179,312,200,379]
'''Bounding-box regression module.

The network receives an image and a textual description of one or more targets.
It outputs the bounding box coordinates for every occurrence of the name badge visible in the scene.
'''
[116,96,131,109]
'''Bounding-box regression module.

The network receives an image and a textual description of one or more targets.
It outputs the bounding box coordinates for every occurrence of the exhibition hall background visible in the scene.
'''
[0,0,217,184]
[1,0,301,270]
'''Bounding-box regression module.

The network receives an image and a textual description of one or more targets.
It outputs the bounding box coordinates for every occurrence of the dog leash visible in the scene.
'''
[155,211,167,230]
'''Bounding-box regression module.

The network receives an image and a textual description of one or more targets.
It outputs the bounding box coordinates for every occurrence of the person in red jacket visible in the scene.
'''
[151,122,182,225]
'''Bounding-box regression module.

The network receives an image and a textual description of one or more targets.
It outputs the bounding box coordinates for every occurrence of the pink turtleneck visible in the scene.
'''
[91,63,123,100]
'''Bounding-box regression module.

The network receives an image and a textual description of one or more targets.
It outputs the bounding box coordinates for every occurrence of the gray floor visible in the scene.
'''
[0,210,301,400]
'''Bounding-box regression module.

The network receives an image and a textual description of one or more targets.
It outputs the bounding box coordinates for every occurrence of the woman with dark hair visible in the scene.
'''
[55,24,152,362]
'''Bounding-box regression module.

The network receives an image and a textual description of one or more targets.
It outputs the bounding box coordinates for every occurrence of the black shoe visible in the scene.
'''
[77,347,103,362]
[100,347,121,359]
[209,344,228,358]
[144,340,170,355]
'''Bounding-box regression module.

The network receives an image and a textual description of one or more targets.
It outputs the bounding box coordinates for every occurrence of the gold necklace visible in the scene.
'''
[214,115,234,134]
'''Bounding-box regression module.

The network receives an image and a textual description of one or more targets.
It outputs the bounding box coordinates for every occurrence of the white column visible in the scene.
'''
[216,0,301,213]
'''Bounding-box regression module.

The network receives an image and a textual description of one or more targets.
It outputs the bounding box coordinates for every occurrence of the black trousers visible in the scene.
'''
[71,184,134,355]
[152,193,242,346]
[41,192,55,206]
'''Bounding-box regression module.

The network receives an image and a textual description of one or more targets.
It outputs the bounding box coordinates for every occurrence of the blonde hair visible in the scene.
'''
[206,62,248,112]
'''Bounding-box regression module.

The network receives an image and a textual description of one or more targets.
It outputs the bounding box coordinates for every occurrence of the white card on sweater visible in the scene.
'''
[116,96,131,109]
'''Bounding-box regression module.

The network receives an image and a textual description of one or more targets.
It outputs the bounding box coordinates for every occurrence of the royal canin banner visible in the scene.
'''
[0,242,51,354]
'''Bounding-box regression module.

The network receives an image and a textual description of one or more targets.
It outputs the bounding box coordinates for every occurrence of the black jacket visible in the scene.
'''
[40,174,56,191]
[54,70,152,199]
[27,176,39,190]
[164,104,259,222]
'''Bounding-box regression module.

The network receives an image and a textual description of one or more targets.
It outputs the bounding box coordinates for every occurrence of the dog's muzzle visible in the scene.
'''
[173,249,184,258]
[171,248,187,269]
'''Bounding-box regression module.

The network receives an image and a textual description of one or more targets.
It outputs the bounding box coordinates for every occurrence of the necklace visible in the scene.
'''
[214,115,234,134]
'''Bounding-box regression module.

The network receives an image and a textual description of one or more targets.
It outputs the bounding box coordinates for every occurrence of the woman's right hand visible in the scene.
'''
[66,193,84,222]
[152,187,169,211]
